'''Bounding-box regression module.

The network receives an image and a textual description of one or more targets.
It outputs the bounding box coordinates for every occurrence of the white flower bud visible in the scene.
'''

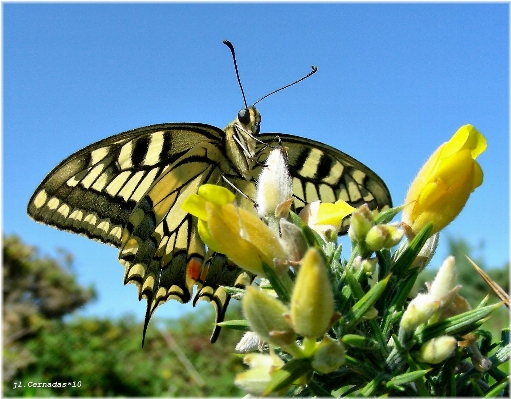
[256,148,293,218]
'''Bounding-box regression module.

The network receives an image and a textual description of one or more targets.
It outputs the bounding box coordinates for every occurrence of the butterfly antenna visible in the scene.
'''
[223,40,248,108]
[253,65,318,106]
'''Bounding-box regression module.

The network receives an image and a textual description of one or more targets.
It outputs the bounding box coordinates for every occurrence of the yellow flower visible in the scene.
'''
[300,200,355,239]
[181,184,287,277]
[316,199,356,228]
[402,125,486,235]
[234,352,285,396]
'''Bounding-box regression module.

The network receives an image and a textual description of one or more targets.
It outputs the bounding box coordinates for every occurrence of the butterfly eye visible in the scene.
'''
[237,108,251,125]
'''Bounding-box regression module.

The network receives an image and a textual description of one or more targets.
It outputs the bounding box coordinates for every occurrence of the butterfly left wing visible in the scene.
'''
[255,133,392,231]
[27,123,229,246]
[27,123,255,343]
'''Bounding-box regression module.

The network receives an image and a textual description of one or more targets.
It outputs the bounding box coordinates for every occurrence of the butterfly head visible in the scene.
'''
[236,106,261,136]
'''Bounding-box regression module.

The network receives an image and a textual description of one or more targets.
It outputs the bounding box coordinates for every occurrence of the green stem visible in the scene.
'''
[283,341,306,359]
[302,337,317,357]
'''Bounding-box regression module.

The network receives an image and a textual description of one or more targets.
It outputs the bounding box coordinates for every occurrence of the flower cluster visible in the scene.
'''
[180,125,507,397]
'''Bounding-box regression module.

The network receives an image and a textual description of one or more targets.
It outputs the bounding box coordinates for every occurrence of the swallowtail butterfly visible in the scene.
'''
[27,41,392,344]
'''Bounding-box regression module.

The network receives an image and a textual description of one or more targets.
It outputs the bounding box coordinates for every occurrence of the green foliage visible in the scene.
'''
[3,234,245,397]
[3,234,96,385]
[4,227,508,397]
[7,312,245,397]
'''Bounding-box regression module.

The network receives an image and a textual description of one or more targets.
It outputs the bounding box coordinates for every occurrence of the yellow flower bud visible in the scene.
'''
[291,248,335,339]
[242,286,295,347]
[402,125,486,235]
[417,336,457,364]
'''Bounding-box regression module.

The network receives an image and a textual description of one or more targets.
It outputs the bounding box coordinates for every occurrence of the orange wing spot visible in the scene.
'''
[187,257,204,282]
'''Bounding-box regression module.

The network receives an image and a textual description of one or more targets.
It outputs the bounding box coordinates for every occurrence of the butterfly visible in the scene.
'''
[27,41,392,344]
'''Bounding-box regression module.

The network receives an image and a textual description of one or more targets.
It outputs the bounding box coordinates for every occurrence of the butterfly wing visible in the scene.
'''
[117,140,255,342]
[27,123,228,246]
[193,252,253,342]
[255,133,392,232]
[28,123,254,342]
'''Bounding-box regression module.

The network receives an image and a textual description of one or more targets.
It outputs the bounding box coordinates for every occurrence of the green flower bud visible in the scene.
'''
[348,204,374,242]
[341,334,379,350]
[366,224,404,252]
[382,224,404,248]
[362,307,378,320]
[362,257,378,274]
[242,286,295,346]
[365,225,386,251]
[353,256,378,274]
[291,248,335,339]
[417,336,457,364]
[312,336,345,374]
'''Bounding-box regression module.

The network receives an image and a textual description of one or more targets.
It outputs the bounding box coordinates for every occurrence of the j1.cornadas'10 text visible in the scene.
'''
[12,381,82,389]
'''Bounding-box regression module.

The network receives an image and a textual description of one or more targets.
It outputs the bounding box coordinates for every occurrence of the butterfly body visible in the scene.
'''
[28,106,392,342]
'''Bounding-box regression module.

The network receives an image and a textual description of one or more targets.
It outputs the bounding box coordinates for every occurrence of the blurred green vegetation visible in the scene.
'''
[3,233,508,396]
[3,234,245,397]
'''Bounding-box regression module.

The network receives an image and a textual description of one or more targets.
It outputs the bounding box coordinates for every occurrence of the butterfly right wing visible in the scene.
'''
[255,133,392,233]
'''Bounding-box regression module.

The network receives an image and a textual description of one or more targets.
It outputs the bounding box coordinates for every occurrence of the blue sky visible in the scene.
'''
[3,3,509,324]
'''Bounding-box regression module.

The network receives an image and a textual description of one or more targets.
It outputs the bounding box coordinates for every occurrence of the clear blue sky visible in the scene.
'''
[4,3,509,323]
